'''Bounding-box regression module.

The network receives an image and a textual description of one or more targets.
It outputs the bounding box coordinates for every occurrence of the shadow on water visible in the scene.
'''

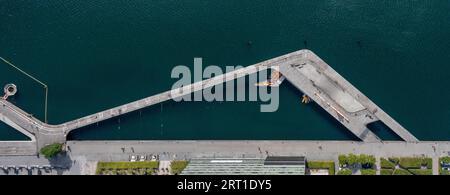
[366,121,403,141]
[0,90,33,140]
[308,102,361,141]
[67,100,165,140]
[283,81,360,141]
[0,122,31,141]
[68,72,362,141]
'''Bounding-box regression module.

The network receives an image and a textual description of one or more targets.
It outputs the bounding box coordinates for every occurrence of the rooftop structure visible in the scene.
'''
[181,156,306,175]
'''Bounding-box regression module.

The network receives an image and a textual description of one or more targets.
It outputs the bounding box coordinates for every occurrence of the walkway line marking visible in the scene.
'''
[0,56,49,123]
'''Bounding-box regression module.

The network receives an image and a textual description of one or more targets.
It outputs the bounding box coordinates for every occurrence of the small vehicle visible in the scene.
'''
[139,155,146,161]
[130,155,137,162]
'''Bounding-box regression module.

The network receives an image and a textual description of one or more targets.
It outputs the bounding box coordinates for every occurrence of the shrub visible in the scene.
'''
[40,143,63,159]
[96,161,159,175]
[170,161,189,175]
[347,154,359,166]
[441,157,450,164]
[359,154,376,168]
[97,161,159,169]
[339,154,375,167]
[338,155,348,167]
[440,157,450,175]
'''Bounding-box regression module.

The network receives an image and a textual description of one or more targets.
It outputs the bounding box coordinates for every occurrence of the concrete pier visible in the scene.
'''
[0,49,418,155]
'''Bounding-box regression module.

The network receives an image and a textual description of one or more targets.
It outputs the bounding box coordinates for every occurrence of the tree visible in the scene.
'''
[441,157,450,164]
[359,154,375,168]
[40,143,63,159]
[338,155,348,167]
[367,155,376,167]
[347,154,358,166]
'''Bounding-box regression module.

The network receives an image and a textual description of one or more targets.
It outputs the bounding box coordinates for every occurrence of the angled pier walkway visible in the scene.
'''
[0,49,418,152]
[278,51,418,142]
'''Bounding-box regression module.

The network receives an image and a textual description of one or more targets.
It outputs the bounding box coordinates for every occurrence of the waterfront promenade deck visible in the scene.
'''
[0,49,417,154]
[67,140,450,160]
[67,140,450,175]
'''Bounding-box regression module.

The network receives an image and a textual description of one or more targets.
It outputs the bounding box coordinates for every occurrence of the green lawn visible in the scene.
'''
[96,161,159,175]
[423,158,433,169]
[409,169,432,175]
[392,169,412,175]
[440,170,450,175]
[388,157,400,165]
[307,161,335,175]
[380,158,396,169]
[360,169,376,175]
[170,161,189,175]
[381,157,433,175]
[398,157,431,169]
[380,169,393,175]
[334,155,437,175]
[337,169,352,175]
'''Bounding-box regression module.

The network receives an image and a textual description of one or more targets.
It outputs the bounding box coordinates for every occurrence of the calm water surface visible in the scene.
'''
[0,0,449,141]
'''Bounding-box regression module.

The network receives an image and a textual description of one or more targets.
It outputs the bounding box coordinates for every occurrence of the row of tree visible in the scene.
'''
[339,154,376,168]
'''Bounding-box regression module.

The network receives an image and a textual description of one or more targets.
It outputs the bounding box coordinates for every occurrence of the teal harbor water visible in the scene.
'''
[0,0,449,141]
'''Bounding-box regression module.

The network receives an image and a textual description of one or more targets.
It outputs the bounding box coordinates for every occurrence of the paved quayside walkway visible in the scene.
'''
[3,141,447,175]
[67,141,450,175]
